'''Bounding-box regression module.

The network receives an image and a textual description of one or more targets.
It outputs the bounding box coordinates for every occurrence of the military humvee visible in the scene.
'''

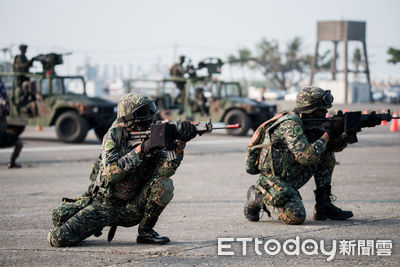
[125,77,277,136]
[124,57,276,136]
[1,72,116,143]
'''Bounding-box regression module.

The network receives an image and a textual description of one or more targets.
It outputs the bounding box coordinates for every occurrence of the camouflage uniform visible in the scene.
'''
[169,56,186,108]
[244,86,352,224]
[48,94,187,247]
[13,44,32,87]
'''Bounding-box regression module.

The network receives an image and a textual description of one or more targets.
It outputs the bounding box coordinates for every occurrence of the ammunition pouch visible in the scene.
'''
[257,176,297,207]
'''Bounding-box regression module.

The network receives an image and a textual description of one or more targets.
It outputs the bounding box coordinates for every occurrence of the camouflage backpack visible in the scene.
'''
[245,111,302,176]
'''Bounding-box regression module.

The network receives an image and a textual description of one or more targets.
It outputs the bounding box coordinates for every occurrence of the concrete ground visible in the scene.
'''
[0,103,400,266]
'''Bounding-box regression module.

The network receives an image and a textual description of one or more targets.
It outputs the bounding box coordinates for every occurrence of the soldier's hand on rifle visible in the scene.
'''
[178,121,197,142]
[321,121,335,138]
[141,139,161,154]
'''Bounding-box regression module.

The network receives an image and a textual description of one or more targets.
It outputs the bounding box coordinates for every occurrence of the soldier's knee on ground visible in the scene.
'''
[47,226,78,247]
[150,177,174,207]
[277,209,306,225]
[271,195,306,225]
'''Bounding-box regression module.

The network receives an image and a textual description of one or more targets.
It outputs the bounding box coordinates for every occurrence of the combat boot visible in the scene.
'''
[244,185,264,222]
[137,216,170,245]
[313,185,353,220]
[8,161,21,168]
[8,141,23,169]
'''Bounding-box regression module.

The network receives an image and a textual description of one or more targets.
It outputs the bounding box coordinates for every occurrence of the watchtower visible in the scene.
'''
[309,21,371,103]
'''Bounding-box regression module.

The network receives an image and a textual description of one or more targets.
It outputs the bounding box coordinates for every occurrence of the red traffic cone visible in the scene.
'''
[36,125,42,132]
[381,109,387,126]
[390,112,398,132]
[362,108,368,114]
[343,109,349,113]
[325,112,330,118]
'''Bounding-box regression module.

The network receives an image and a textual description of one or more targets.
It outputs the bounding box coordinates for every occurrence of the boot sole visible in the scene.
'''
[137,237,170,245]
[313,212,353,221]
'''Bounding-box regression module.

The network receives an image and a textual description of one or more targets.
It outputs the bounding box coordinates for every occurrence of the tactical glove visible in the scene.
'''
[141,139,160,153]
[321,121,335,138]
[178,121,197,142]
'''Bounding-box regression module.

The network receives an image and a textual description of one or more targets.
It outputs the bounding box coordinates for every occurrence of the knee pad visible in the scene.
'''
[277,208,306,225]
[151,177,174,207]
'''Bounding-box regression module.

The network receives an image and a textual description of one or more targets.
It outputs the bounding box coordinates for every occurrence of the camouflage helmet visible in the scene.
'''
[294,86,333,114]
[116,93,157,126]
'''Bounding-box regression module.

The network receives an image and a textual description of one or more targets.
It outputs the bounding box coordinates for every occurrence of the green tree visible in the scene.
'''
[228,48,253,85]
[317,50,332,69]
[254,37,310,90]
[387,47,400,64]
[228,37,310,90]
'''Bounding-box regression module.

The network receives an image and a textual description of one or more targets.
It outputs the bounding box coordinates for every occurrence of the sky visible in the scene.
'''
[1,0,399,81]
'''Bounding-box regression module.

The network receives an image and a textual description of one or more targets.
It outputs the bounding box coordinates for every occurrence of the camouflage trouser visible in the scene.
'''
[255,175,305,225]
[48,175,174,247]
[266,193,306,225]
[254,151,336,225]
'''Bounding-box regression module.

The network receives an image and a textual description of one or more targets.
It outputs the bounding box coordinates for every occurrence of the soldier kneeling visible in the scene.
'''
[48,93,197,247]
[244,86,353,225]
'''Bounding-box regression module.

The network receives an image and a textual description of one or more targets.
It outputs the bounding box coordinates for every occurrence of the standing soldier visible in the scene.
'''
[13,44,33,87]
[0,77,23,168]
[48,93,197,247]
[169,55,186,108]
[244,86,353,224]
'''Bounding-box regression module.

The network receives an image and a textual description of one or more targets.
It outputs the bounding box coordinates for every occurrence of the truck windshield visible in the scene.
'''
[41,77,85,95]
[221,83,241,98]
[64,78,85,95]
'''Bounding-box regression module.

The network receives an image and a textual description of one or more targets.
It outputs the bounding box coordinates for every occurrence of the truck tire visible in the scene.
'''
[94,126,109,142]
[7,125,26,136]
[224,109,250,136]
[55,111,89,143]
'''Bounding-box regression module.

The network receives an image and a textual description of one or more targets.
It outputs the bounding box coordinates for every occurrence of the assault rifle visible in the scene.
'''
[129,119,241,160]
[302,110,400,144]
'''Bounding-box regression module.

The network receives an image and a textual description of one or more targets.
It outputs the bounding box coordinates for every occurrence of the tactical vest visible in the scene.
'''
[246,111,303,176]
[90,127,159,201]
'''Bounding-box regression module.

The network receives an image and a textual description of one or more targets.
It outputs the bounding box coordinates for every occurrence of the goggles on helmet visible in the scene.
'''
[320,90,333,107]
[117,100,158,124]
[295,90,333,113]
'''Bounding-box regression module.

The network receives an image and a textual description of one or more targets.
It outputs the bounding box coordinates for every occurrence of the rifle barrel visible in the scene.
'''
[213,124,241,130]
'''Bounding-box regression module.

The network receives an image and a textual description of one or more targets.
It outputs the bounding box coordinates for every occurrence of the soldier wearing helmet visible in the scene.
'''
[244,86,353,225]
[13,44,33,87]
[48,93,197,247]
